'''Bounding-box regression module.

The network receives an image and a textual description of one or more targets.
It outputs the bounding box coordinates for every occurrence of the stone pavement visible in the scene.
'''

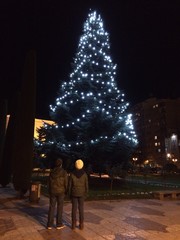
[0,186,180,240]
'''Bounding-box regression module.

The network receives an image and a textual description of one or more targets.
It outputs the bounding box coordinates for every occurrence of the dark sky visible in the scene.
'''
[0,0,180,119]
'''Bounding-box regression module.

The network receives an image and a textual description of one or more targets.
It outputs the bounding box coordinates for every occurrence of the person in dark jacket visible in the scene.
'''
[47,158,68,230]
[68,159,88,230]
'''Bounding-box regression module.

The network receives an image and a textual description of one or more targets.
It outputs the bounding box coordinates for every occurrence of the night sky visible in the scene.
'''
[0,0,180,119]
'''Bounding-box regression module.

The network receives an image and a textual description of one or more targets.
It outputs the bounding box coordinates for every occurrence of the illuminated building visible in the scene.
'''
[131,98,180,168]
[6,115,54,139]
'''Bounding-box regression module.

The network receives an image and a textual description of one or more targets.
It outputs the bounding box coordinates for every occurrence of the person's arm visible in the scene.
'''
[85,173,89,195]
[64,171,68,194]
[47,173,51,193]
[68,174,72,198]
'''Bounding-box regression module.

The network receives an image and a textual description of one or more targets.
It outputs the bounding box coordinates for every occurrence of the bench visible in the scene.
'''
[153,190,180,200]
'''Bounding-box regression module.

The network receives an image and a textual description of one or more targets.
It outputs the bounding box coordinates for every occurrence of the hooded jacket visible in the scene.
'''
[68,169,88,197]
[48,166,68,195]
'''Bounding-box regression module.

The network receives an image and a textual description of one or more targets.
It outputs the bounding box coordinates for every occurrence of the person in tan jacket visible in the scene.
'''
[68,159,88,230]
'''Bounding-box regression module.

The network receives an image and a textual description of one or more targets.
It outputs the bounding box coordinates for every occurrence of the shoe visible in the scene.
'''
[79,223,84,230]
[56,225,65,230]
[47,226,52,230]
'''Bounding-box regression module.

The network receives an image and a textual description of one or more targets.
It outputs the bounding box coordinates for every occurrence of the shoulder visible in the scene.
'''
[83,172,88,178]
[61,168,68,175]
[62,168,67,173]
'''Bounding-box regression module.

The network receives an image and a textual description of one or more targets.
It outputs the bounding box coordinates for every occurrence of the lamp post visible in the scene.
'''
[172,158,177,163]
[132,157,138,175]
[132,157,138,165]
[167,153,171,161]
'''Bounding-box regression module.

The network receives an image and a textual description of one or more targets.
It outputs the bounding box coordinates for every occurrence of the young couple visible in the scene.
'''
[47,158,88,230]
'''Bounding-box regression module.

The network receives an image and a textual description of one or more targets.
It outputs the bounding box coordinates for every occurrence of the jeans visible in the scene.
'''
[47,193,64,227]
[71,197,84,224]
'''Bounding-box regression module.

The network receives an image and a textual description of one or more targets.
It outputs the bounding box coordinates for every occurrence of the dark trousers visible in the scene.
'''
[47,193,64,227]
[71,197,84,224]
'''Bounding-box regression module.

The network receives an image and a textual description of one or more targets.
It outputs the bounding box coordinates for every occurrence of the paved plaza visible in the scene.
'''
[0,185,180,240]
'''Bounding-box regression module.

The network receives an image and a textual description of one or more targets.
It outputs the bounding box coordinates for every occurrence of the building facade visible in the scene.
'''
[131,98,180,168]
[6,115,54,139]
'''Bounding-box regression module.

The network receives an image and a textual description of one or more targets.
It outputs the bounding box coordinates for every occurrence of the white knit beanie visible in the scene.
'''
[75,159,84,170]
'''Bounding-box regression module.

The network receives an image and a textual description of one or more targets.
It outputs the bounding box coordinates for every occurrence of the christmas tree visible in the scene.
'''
[37,10,137,169]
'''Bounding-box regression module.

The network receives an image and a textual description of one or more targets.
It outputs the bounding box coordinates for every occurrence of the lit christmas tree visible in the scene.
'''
[37,10,137,169]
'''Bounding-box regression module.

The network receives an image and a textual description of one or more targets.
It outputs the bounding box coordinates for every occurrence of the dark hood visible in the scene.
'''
[72,169,85,178]
[50,166,64,179]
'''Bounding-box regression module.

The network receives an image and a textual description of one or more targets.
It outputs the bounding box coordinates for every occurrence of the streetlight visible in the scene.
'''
[167,153,171,160]
[132,157,138,174]
[172,158,177,163]
[132,157,138,163]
